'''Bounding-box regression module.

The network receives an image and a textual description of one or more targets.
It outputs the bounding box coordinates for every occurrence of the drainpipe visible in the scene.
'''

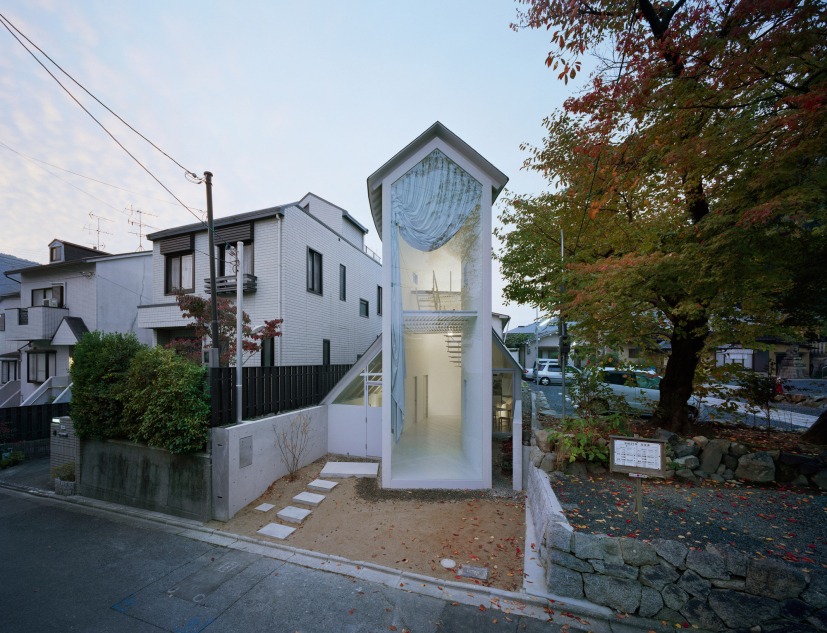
[236,241,244,424]
[277,212,284,366]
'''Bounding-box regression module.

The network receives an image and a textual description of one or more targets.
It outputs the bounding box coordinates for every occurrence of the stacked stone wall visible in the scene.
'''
[529,463,827,631]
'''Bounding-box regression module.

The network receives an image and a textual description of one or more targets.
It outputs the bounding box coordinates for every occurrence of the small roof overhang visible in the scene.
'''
[51,317,90,346]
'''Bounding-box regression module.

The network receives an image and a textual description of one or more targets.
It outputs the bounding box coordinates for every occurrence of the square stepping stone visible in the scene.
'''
[292,491,325,507]
[257,523,295,540]
[255,503,275,512]
[320,462,379,478]
[308,479,338,492]
[277,505,312,524]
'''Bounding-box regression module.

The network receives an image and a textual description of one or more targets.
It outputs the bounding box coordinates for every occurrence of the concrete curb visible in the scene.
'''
[1,478,677,632]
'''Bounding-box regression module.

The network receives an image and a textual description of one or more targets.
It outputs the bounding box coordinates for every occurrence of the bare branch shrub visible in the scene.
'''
[274,413,311,481]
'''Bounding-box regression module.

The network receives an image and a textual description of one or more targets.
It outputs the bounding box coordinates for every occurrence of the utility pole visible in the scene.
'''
[235,241,244,423]
[204,171,220,368]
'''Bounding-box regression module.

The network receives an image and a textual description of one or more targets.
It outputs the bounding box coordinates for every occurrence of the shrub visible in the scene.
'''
[120,347,210,454]
[70,331,144,439]
[51,462,76,481]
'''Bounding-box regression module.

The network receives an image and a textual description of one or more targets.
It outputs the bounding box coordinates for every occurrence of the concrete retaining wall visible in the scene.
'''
[211,406,328,521]
[79,439,212,522]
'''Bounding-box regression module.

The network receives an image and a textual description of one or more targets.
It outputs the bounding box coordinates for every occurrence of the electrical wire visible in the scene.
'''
[0,139,205,212]
[0,12,208,230]
[0,12,200,182]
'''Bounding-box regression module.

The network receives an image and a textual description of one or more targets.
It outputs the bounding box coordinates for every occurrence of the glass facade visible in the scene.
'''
[389,150,484,482]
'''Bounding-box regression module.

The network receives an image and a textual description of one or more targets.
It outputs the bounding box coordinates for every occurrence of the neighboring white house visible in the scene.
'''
[136,193,382,366]
[0,253,38,407]
[2,240,152,405]
[506,321,561,369]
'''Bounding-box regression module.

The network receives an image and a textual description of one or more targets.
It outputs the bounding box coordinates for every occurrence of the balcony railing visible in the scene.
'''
[203,274,257,295]
[4,306,69,342]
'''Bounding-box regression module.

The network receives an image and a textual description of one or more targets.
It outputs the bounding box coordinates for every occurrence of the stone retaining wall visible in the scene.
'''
[529,463,827,631]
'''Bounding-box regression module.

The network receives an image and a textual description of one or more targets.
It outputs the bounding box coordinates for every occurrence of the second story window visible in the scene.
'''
[359,299,369,318]
[339,264,346,301]
[377,285,383,316]
[49,244,63,262]
[32,286,64,308]
[218,242,254,277]
[307,249,323,295]
[165,252,195,294]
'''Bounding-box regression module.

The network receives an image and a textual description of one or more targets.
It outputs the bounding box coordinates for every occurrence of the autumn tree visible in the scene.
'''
[500,0,827,433]
[166,290,282,366]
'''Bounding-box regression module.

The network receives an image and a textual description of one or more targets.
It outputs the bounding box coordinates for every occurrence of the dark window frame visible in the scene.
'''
[377,285,383,316]
[307,248,323,295]
[49,244,63,262]
[217,241,255,277]
[339,264,347,301]
[322,339,330,366]
[359,299,369,318]
[27,351,55,384]
[165,251,195,294]
[31,286,64,308]
[260,337,275,367]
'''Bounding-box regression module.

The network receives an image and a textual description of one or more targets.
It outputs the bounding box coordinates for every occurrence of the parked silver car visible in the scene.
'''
[588,368,698,420]
[535,359,579,386]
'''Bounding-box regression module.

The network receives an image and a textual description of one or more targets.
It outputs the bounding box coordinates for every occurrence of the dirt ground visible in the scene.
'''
[206,456,527,591]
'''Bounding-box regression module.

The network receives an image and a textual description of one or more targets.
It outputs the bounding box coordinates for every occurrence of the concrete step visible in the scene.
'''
[254,503,275,512]
[308,479,338,492]
[320,462,379,479]
[292,491,325,507]
[257,523,296,540]
[277,505,312,524]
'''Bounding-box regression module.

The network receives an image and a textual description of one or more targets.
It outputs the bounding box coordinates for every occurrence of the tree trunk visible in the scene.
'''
[653,316,709,435]
[801,409,827,445]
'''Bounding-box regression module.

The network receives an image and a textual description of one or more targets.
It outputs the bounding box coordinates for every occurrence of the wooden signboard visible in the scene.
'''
[609,435,667,478]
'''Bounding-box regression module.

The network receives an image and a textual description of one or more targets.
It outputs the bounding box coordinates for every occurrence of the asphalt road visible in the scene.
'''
[525,380,820,431]
[0,489,562,633]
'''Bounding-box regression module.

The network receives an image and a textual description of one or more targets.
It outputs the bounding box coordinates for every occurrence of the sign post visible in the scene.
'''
[609,436,667,521]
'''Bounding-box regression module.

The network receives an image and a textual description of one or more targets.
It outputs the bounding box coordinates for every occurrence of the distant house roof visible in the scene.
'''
[147,204,291,241]
[506,322,560,337]
[0,253,39,295]
[366,121,509,239]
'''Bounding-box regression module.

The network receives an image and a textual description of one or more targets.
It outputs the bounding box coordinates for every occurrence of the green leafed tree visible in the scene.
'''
[500,0,827,433]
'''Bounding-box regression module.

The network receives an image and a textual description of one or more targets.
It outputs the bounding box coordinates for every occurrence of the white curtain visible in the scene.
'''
[390,149,482,442]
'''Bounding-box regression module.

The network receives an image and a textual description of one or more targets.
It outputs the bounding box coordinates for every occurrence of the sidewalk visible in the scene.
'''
[0,457,677,633]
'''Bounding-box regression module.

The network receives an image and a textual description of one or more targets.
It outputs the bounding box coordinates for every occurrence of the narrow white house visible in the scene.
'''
[2,241,152,405]
[366,122,510,490]
[137,193,382,367]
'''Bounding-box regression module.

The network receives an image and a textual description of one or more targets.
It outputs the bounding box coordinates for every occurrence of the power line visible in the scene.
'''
[0,12,198,180]
[0,12,208,229]
[0,139,205,212]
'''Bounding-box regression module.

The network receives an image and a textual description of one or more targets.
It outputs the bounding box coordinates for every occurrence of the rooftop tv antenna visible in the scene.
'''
[124,204,158,251]
[83,211,113,250]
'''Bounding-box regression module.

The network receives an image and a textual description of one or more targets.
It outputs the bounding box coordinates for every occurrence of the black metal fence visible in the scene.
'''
[0,402,70,442]
[209,364,351,427]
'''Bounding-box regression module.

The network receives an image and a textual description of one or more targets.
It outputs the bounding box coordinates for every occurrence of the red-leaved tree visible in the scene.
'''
[165,290,282,366]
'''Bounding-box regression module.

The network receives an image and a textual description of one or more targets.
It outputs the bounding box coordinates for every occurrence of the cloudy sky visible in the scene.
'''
[0,1,577,328]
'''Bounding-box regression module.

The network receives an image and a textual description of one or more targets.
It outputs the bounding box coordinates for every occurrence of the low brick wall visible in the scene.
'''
[529,463,827,631]
[79,439,212,522]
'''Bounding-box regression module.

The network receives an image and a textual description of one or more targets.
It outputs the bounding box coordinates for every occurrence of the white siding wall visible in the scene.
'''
[341,219,366,249]
[280,205,381,366]
[95,253,153,345]
[140,200,380,367]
